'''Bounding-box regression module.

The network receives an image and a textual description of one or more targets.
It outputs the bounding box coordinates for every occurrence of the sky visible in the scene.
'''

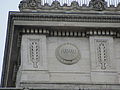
[0,0,20,83]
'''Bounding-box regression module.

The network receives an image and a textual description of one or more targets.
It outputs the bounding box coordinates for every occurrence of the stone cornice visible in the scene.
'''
[10,12,120,23]
[19,0,120,12]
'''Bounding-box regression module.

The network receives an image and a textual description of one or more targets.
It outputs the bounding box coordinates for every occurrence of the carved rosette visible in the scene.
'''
[56,43,80,65]
[117,2,120,10]
[71,1,79,9]
[89,0,107,11]
[51,1,61,9]
[19,0,41,10]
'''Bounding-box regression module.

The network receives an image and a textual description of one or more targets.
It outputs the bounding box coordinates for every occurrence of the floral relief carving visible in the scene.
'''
[30,39,40,68]
[28,0,37,8]
[19,0,41,10]
[89,0,107,11]
[71,1,79,9]
[95,39,110,70]
[51,1,61,9]
[19,0,120,11]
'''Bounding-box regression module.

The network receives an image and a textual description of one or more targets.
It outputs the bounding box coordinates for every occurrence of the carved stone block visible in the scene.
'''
[90,36,117,84]
[90,36,115,71]
[47,37,90,83]
[16,35,48,87]
[21,35,47,70]
[55,43,80,65]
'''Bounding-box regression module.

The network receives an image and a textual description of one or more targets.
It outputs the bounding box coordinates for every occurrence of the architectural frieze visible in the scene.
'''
[10,12,120,23]
[19,0,120,11]
[20,28,120,38]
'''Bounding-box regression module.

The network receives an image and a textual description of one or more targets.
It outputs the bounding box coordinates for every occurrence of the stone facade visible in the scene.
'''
[1,0,120,89]
[16,35,120,88]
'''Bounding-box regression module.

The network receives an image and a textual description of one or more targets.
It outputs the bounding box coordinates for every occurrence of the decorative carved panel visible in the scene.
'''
[29,39,40,68]
[90,37,115,71]
[56,43,80,65]
[89,0,107,11]
[21,35,47,70]
[19,0,120,11]
[95,39,109,70]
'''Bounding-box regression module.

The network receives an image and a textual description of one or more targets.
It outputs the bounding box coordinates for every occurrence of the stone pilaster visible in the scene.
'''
[16,35,49,87]
[90,36,118,84]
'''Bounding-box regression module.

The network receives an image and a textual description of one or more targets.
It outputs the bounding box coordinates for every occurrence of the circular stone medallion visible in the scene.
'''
[56,43,80,65]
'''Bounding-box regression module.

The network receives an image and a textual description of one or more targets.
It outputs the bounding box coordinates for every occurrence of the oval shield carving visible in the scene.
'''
[56,43,80,65]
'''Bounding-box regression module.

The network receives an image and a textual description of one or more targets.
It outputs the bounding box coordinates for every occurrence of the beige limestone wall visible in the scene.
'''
[17,35,120,87]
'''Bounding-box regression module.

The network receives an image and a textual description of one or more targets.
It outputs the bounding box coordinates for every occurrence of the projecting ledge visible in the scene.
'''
[14,21,120,28]
[1,84,120,90]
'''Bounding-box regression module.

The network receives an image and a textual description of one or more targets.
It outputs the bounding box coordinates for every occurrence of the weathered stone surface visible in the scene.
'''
[16,35,120,89]
[2,7,120,89]
[19,0,120,11]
